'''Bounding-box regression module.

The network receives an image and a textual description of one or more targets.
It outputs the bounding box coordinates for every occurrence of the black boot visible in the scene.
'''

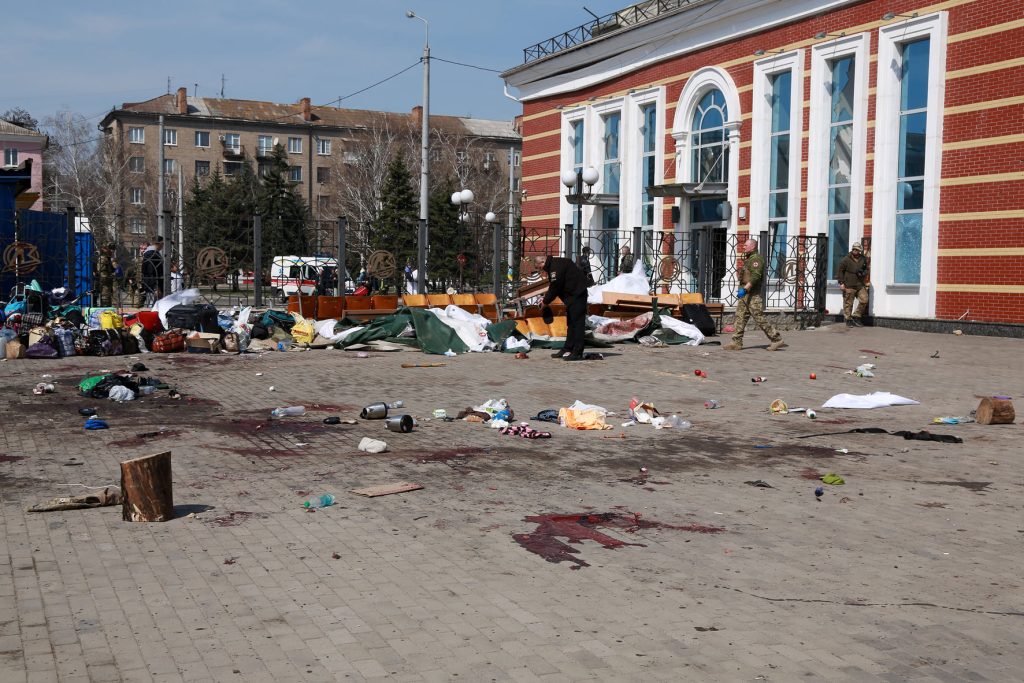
[551,349,567,358]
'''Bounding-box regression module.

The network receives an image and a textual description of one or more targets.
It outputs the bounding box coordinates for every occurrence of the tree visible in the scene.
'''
[427,179,462,290]
[256,145,309,259]
[371,154,418,291]
[2,107,39,131]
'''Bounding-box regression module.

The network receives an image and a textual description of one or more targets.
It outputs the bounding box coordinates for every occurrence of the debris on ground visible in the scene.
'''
[745,480,774,488]
[357,437,388,454]
[351,482,423,497]
[820,473,846,485]
[27,487,121,512]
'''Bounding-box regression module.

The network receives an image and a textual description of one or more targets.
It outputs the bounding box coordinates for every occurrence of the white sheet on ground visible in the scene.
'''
[315,319,365,343]
[587,260,650,303]
[427,305,495,352]
[505,337,530,352]
[822,392,920,409]
[153,288,201,329]
[658,316,705,346]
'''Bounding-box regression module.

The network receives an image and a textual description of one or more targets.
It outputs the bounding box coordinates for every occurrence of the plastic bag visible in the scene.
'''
[108,385,136,402]
[290,314,316,345]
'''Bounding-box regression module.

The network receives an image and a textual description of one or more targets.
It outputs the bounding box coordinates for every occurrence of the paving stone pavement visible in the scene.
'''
[1,324,1022,682]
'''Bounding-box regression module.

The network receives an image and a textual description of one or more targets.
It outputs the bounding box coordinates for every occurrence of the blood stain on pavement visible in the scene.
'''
[513,512,724,569]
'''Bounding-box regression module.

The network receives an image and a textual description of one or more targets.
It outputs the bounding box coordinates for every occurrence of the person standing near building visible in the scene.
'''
[96,242,115,307]
[141,237,164,304]
[132,241,149,307]
[618,245,635,275]
[837,242,869,327]
[724,238,785,351]
[534,254,589,361]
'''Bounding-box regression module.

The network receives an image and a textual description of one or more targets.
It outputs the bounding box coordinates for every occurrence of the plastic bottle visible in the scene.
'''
[303,493,335,509]
[277,339,293,352]
[704,399,721,409]
[270,406,306,419]
[662,415,692,429]
[138,385,156,396]
[386,400,404,410]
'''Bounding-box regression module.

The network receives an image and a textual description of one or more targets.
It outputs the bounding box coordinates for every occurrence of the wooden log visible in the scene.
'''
[120,451,174,522]
[976,398,1015,425]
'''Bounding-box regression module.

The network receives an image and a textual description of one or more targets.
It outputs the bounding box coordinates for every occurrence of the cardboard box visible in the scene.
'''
[186,332,222,354]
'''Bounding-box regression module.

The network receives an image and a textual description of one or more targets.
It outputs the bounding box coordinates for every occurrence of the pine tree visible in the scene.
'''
[371,154,419,291]
[428,180,461,291]
[257,145,309,260]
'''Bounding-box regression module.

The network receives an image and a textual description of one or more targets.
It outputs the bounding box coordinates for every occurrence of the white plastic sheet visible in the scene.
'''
[427,305,494,352]
[586,260,650,304]
[315,319,365,344]
[821,392,920,409]
[153,288,201,329]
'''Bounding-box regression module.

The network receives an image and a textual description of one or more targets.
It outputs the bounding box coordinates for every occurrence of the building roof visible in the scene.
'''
[0,119,47,138]
[102,94,520,141]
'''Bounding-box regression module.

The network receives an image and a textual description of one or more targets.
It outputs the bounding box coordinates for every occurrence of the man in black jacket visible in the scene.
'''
[534,254,589,361]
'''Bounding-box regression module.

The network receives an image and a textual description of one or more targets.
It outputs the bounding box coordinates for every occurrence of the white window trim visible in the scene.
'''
[130,188,144,205]
[288,137,302,154]
[195,131,210,148]
[871,12,947,317]
[593,98,624,197]
[751,50,804,254]
[317,139,331,156]
[560,106,588,231]
[806,32,870,282]
[164,129,177,146]
[631,87,666,233]
[128,127,145,144]
[4,148,19,166]
[671,66,742,235]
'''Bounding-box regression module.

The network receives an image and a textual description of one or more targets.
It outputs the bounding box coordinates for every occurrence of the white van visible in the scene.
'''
[269,255,337,302]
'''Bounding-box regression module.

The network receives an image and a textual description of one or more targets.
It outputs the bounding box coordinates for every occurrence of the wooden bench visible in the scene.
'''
[343,294,398,321]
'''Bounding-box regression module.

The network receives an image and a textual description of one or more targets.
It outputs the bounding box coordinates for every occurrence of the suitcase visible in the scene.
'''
[681,303,716,337]
[53,328,77,358]
[152,331,185,353]
[165,304,220,333]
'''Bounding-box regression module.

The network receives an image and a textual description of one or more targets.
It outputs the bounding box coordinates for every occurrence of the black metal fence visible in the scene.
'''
[516,224,827,313]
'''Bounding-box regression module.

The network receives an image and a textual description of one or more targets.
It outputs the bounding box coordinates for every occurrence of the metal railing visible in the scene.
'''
[522,0,713,64]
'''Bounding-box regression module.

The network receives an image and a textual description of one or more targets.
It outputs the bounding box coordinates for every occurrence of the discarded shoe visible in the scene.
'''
[564,354,585,361]
[723,342,742,351]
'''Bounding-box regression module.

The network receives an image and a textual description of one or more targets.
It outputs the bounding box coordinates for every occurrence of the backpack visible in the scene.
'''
[681,303,716,337]
[166,304,220,333]
[259,309,295,333]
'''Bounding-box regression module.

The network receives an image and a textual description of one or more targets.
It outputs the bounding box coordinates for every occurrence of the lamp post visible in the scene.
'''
[561,166,599,261]
[407,10,430,294]
[451,189,474,290]
[484,210,501,299]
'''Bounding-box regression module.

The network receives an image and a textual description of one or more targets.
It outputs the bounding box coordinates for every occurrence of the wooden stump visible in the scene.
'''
[120,451,174,522]
[976,398,1015,425]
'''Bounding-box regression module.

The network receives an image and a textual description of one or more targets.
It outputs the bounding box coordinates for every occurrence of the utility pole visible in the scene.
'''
[407,11,430,294]
[158,115,166,295]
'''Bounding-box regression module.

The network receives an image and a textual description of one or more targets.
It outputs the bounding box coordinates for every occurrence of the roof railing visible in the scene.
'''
[522,0,710,64]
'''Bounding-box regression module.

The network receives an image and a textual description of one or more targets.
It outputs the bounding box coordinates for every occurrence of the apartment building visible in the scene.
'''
[0,119,47,211]
[503,0,1024,325]
[99,88,522,247]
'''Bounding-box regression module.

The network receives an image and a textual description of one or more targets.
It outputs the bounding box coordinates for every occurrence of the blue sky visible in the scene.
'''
[4,0,628,125]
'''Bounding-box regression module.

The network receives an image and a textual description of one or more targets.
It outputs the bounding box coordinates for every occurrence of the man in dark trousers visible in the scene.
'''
[534,254,589,361]
[836,242,869,327]
[141,237,165,305]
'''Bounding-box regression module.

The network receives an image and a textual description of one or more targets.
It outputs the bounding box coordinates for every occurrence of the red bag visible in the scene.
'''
[151,331,185,353]
[136,311,164,334]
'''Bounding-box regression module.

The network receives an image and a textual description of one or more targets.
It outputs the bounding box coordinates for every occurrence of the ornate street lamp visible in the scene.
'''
[561,166,599,260]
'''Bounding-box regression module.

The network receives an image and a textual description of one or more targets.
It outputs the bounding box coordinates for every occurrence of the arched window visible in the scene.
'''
[690,90,729,184]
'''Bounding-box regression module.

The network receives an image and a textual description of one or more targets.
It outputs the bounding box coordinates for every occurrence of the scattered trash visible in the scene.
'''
[814,486,824,499]
[809,373,817,380]
[432,409,448,419]
[693,369,707,378]
[357,437,388,453]
[753,444,774,449]
[499,423,552,438]
[33,382,55,395]
[652,415,691,430]
[83,418,109,430]
[629,397,659,423]
[751,376,767,383]
[806,409,817,419]
[303,494,336,509]
[532,409,559,424]
[930,351,940,358]
[351,482,423,497]
[582,352,605,360]
[268,386,276,392]
[836,448,849,454]
[443,349,457,357]
[694,626,720,632]
[108,386,135,403]
[356,352,370,358]
[270,406,306,419]
[322,416,342,425]
[820,473,845,485]
[769,399,788,414]
[401,362,446,368]
[559,400,612,430]
[932,416,974,424]
[168,390,181,400]
[514,352,529,359]
[78,407,97,416]
[704,399,721,409]
[953,329,963,335]
[848,363,876,378]
[638,335,666,347]
[361,400,403,419]
[255,372,264,376]
[800,426,962,443]
[131,362,148,372]
[26,487,121,512]
[384,415,415,433]
[822,392,919,409]
[745,480,773,488]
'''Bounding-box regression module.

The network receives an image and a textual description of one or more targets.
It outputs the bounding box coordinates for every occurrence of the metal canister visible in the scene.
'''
[360,402,388,419]
[384,414,414,433]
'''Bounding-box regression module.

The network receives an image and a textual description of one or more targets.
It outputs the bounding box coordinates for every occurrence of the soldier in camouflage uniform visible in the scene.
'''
[836,242,869,327]
[133,242,149,307]
[724,238,786,351]
[96,242,115,307]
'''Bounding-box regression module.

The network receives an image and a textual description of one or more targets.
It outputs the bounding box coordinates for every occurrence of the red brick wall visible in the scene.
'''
[519,0,1024,323]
